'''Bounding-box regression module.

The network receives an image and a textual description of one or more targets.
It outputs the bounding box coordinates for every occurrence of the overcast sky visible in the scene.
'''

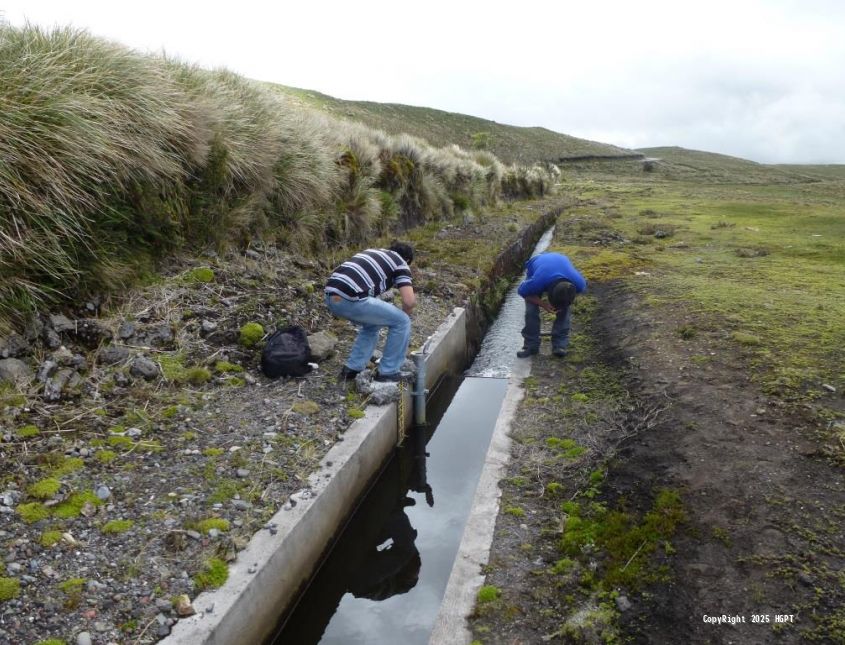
[3,0,844,164]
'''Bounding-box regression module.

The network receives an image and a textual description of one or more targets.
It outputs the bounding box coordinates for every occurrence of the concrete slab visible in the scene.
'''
[428,357,532,645]
[421,308,467,391]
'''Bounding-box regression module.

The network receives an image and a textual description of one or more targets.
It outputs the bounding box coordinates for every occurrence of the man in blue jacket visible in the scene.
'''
[516,252,587,358]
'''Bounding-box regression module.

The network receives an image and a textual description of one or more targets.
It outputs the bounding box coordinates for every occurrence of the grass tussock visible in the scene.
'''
[0,22,549,330]
[501,163,559,199]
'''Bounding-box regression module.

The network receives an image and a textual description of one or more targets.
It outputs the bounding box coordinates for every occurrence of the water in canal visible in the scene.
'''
[271,227,554,644]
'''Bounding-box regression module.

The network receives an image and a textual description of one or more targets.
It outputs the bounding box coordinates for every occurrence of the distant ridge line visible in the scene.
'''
[557,154,646,163]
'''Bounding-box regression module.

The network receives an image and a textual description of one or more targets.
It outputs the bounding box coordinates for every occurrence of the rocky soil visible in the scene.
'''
[0,200,559,645]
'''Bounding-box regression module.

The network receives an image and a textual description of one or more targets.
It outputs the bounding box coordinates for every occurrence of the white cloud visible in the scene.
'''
[2,0,844,162]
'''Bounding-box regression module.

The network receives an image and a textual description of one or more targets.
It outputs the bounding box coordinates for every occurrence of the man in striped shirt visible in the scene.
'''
[325,243,416,382]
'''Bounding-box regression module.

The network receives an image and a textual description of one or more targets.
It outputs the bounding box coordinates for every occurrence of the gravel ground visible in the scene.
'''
[0,200,561,645]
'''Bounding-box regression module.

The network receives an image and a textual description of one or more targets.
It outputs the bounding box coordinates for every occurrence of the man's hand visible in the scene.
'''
[399,285,416,314]
[541,301,558,313]
[526,295,556,313]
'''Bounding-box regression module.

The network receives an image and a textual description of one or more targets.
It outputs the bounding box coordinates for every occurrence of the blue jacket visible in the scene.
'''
[517,252,587,298]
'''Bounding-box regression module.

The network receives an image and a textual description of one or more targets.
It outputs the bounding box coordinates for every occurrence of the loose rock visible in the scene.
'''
[174,594,195,617]
[307,331,338,361]
[0,358,33,385]
[130,357,159,381]
[99,346,130,366]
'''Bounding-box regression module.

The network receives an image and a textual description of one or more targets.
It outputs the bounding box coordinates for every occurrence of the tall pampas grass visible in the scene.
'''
[0,21,540,330]
[0,24,208,323]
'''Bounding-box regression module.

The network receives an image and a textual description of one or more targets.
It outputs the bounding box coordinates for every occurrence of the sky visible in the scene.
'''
[3,0,844,164]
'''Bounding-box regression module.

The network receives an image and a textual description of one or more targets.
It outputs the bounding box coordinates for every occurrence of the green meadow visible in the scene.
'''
[556,170,845,407]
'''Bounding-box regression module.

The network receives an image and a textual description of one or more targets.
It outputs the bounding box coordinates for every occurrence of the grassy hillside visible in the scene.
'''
[636,146,825,184]
[553,146,845,185]
[267,85,636,165]
[773,163,845,181]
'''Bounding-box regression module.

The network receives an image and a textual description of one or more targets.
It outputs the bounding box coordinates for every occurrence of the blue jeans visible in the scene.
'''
[521,302,571,352]
[325,293,411,375]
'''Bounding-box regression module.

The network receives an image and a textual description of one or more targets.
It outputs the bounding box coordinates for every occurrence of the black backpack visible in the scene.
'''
[260,326,312,378]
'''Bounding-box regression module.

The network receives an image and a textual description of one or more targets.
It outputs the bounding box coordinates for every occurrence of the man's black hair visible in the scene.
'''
[390,242,414,265]
[548,279,576,310]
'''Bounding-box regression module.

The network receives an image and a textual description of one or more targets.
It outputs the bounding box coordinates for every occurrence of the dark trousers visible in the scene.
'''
[521,302,572,351]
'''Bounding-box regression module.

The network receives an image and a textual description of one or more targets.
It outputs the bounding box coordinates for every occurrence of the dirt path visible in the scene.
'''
[469,277,845,644]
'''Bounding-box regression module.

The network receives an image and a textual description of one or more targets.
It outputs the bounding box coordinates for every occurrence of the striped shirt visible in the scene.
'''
[325,249,413,300]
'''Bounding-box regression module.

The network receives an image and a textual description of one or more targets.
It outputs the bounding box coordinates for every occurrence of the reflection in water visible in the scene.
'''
[348,423,435,603]
[349,498,421,602]
[272,378,457,645]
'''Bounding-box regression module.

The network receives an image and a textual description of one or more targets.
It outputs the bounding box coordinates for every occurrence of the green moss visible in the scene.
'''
[57,577,86,608]
[185,367,212,385]
[225,376,246,387]
[504,506,526,518]
[16,424,40,438]
[214,361,243,373]
[158,355,185,381]
[732,331,761,346]
[57,577,86,595]
[194,557,228,590]
[203,447,224,457]
[159,354,209,385]
[589,468,606,485]
[96,449,117,464]
[40,530,64,547]
[347,407,365,419]
[476,585,501,603]
[28,478,61,499]
[161,405,180,418]
[191,518,230,534]
[17,502,49,523]
[208,479,241,503]
[101,519,134,534]
[35,640,67,645]
[546,437,587,460]
[239,322,265,348]
[107,435,133,449]
[0,577,21,602]
[292,400,320,415]
[52,491,102,519]
[559,488,685,590]
[51,456,84,477]
[186,267,215,284]
[2,394,27,407]
[546,482,563,496]
[551,558,576,574]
